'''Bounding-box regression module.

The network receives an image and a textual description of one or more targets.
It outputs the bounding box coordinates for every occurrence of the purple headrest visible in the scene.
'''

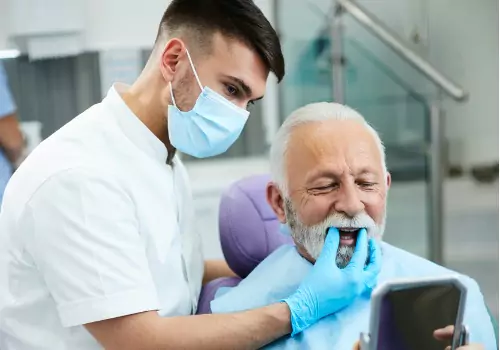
[218,174,293,278]
[196,276,241,314]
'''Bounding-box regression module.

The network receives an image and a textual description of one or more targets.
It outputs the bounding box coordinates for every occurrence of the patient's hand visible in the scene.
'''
[434,326,484,350]
[351,326,485,350]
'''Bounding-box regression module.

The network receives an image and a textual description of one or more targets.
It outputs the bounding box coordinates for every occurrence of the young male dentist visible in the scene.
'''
[0,1,381,349]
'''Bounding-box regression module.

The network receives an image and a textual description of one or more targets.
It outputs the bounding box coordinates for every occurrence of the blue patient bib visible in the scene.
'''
[211,243,496,350]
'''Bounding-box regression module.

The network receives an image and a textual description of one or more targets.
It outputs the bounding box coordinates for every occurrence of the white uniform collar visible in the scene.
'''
[104,83,169,164]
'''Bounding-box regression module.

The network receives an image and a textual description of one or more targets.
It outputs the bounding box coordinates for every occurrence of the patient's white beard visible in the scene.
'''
[284,198,386,267]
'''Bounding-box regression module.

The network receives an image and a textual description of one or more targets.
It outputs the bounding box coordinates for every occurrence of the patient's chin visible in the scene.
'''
[336,245,355,268]
[298,244,354,267]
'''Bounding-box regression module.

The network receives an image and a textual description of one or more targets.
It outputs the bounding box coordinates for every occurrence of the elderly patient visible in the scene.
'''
[211,103,496,349]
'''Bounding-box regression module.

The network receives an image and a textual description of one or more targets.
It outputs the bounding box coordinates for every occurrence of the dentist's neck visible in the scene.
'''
[125,69,176,161]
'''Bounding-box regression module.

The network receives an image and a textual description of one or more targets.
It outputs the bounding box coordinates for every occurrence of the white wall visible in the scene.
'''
[428,0,499,166]
[0,0,169,51]
[82,0,274,50]
[82,0,169,51]
[0,0,9,49]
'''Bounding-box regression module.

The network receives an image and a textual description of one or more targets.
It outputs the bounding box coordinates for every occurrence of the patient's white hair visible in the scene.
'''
[270,102,387,195]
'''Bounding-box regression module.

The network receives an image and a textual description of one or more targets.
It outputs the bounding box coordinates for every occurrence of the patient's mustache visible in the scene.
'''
[320,212,378,237]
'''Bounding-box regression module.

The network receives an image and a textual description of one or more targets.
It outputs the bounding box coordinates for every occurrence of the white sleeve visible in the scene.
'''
[21,168,160,327]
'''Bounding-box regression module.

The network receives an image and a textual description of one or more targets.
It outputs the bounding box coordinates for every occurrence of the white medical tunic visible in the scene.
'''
[0,84,204,349]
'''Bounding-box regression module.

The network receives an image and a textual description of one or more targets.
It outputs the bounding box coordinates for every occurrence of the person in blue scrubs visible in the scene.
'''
[0,62,24,206]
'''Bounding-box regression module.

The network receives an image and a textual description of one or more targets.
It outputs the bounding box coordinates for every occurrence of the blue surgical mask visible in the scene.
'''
[167,49,250,158]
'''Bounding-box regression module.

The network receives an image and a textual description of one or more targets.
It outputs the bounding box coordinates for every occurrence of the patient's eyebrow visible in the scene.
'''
[307,169,339,182]
[354,167,379,177]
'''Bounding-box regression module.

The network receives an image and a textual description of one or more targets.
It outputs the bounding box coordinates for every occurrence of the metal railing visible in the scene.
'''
[335,0,467,101]
[331,0,469,265]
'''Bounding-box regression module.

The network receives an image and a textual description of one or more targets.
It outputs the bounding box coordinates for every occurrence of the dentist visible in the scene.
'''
[0,1,381,349]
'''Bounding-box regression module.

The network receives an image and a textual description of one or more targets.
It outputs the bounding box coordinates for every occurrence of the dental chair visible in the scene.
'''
[196,174,291,314]
[195,174,499,349]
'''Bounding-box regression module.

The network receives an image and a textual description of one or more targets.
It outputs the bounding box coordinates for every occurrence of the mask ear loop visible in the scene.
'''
[169,82,177,108]
[185,49,204,92]
[169,48,202,108]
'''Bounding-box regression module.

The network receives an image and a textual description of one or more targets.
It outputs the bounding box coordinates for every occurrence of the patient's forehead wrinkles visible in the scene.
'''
[285,119,384,188]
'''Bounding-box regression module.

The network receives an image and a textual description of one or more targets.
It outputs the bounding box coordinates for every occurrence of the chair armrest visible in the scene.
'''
[196,276,242,314]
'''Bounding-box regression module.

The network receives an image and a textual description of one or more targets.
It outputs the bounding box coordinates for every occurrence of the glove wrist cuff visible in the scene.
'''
[282,297,314,336]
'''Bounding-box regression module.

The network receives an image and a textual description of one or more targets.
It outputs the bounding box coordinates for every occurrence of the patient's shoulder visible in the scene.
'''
[211,244,310,313]
[382,244,495,347]
[382,243,479,289]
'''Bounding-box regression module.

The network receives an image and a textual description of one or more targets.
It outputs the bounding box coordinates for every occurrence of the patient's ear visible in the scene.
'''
[386,172,392,189]
[266,182,286,223]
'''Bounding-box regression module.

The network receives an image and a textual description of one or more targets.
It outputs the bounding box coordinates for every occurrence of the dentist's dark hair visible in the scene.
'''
[155,0,285,82]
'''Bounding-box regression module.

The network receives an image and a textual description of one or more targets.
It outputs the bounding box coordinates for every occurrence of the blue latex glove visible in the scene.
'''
[283,227,382,336]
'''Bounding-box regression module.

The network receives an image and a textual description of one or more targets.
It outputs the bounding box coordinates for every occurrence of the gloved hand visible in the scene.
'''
[283,227,382,336]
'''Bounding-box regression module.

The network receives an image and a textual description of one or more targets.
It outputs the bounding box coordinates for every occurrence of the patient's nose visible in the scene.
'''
[334,183,365,218]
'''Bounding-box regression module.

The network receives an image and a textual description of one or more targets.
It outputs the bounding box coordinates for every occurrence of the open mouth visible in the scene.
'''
[338,227,362,246]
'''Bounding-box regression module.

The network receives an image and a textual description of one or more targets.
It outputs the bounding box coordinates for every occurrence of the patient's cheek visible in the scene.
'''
[364,194,387,224]
[297,198,332,226]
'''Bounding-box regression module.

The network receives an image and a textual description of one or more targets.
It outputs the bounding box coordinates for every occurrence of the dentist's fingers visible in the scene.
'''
[348,228,368,269]
[363,238,382,289]
[364,238,382,271]
[317,227,340,262]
